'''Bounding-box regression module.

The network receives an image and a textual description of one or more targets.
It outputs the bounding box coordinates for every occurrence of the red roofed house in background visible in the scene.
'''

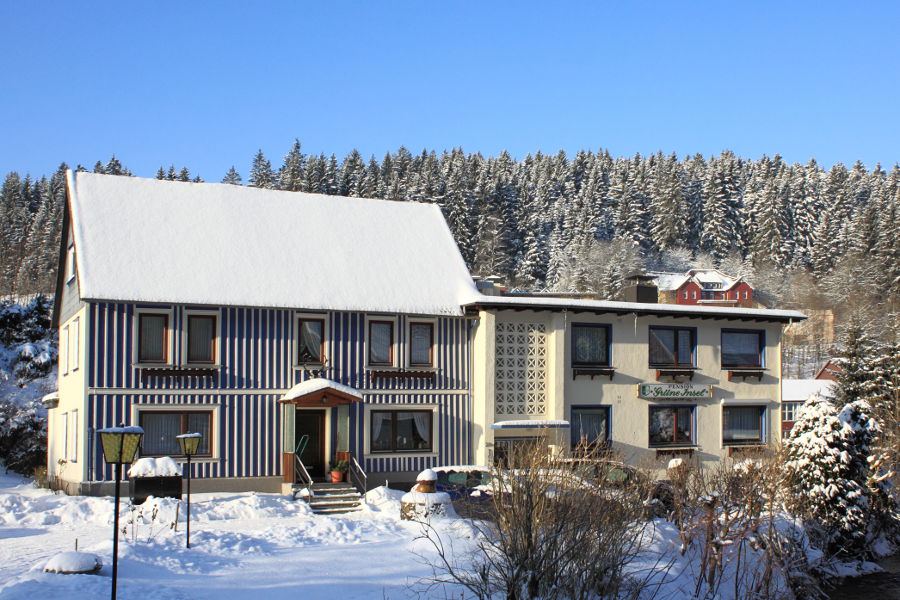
[651,269,756,308]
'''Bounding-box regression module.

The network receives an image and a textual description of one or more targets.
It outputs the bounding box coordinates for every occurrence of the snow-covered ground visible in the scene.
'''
[0,469,887,599]
[0,471,477,599]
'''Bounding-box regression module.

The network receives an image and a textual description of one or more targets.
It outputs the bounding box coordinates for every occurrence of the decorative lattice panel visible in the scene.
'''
[495,322,546,415]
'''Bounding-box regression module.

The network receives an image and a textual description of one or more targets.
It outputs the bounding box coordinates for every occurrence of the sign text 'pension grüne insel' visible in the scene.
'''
[637,383,713,399]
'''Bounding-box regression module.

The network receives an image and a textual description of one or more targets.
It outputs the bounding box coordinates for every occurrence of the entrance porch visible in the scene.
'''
[278,379,367,500]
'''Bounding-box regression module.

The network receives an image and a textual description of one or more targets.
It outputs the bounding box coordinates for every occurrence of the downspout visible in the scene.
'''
[466,315,479,466]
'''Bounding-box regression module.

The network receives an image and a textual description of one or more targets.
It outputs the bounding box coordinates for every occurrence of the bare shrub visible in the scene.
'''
[672,450,826,600]
[416,441,668,600]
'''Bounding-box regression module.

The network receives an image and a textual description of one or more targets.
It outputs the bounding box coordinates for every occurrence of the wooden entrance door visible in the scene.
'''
[295,409,326,479]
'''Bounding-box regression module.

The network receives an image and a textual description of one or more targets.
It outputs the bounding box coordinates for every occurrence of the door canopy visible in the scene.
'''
[279,378,364,407]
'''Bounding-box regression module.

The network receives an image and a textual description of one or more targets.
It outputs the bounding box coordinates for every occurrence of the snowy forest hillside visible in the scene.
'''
[2,143,899,337]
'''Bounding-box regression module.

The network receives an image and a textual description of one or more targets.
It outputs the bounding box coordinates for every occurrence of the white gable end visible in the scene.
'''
[67,171,479,316]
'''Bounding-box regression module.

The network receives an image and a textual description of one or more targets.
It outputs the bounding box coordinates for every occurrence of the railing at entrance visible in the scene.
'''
[294,454,313,497]
[347,451,368,504]
[295,434,309,459]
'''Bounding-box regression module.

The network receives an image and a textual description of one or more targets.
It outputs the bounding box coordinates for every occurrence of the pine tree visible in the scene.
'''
[785,393,869,555]
[222,166,242,185]
[278,139,306,191]
[249,150,276,189]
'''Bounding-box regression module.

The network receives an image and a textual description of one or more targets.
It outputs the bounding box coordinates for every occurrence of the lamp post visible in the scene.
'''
[97,425,144,600]
[176,432,202,548]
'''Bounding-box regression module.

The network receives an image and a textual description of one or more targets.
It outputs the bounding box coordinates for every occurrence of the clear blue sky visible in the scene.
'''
[2,1,898,180]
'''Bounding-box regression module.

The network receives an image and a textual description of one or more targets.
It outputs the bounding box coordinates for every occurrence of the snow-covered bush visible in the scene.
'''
[0,398,47,474]
[0,296,53,475]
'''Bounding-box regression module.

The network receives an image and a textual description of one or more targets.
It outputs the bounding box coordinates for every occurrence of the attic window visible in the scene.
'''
[65,246,75,283]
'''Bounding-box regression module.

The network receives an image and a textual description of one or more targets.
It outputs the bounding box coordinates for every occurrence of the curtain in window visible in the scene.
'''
[650,406,693,445]
[722,331,761,367]
[141,413,181,455]
[649,407,674,444]
[570,408,608,447]
[649,329,675,364]
[411,412,431,444]
[677,331,692,365]
[188,316,215,363]
[369,323,392,364]
[724,406,762,441]
[299,321,323,362]
[410,324,432,365]
[187,413,211,454]
[573,327,608,365]
[140,315,166,362]
[371,412,390,451]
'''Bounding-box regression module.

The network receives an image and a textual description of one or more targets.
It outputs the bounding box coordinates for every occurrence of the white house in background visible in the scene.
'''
[780,379,836,435]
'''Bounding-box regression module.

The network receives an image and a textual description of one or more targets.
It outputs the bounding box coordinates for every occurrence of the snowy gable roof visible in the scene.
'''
[648,272,688,292]
[67,172,479,316]
[688,269,740,289]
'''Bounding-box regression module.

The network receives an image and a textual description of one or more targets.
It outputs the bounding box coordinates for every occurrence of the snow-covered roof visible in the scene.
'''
[782,379,835,402]
[648,272,689,292]
[466,295,805,323]
[281,378,363,402]
[67,172,479,316]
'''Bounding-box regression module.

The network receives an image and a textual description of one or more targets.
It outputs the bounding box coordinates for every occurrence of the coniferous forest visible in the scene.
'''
[1,142,899,336]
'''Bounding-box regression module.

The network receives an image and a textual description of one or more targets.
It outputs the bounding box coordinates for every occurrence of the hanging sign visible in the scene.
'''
[637,383,712,399]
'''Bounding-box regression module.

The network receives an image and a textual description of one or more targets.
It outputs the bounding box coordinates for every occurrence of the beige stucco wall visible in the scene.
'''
[472,308,783,469]
[49,305,90,490]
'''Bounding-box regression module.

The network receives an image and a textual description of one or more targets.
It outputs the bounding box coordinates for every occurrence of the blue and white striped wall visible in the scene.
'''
[85,302,473,482]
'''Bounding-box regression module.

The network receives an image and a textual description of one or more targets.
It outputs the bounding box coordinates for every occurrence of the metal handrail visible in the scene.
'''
[294,454,313,499]
[348,451,368,504]
[295,434,309,458]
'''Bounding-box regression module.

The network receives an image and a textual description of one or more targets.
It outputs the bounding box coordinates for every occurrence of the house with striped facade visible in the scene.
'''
[47,171,806,497]
[48,172,480,495]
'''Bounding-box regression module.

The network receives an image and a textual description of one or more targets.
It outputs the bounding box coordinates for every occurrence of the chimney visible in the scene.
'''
[623,274,658,303]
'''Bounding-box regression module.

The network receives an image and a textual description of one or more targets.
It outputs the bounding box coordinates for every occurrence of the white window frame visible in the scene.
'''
[294,312,329,367]
[365,315,399,368]
[65,245,76,283]
[131,403,221,461]
[69,410,78,462]
[60,325,69,376]
[61,411,69,462]
[781,401,801,423]
[133,307,175,366]
[363,403,438,458]
[71,317,79,372]
[181,309,221,366]
[407,318,437,368]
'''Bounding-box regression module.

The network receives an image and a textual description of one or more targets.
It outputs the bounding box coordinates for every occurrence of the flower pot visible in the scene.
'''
[330,471,343,483]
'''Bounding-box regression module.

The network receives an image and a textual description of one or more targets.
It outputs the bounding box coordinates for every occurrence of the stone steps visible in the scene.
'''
[296,482,363,514]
